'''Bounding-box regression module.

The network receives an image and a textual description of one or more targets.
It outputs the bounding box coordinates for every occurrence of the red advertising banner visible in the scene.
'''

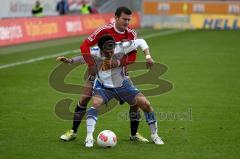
[0,12,141,47]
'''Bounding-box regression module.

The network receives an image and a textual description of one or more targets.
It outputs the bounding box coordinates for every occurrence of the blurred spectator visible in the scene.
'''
[91,0,98,14]
[80,1,92,14]
[32,0,43,17]
[56,0,69,15]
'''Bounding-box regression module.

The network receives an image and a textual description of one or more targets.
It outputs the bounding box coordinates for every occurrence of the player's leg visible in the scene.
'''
[116,79,149,142]
[134,93,164,145]
[129,105,149,142]
[85,80,115,147]
[117,79,163,144]
[85,95,103,147]
[129,105,140,136]
[60,76,94,141]
[126,77,142,139]
[72,79,93,133]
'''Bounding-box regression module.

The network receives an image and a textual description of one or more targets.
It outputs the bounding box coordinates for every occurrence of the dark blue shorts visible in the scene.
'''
[93,79,140,105]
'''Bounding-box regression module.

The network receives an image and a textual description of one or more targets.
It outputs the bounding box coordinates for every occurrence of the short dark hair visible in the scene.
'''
[98,35,115,50]
[115,6,132,17]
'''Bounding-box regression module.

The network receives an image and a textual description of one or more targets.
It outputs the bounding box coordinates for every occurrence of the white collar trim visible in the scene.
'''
[114,22,125,34]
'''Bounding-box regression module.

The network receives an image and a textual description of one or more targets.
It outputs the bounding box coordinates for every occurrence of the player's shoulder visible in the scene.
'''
[90,46,100,56]
[126,27,137,38]
[127,27,137,33]
[96,22,114,33]
[88,23,114,42]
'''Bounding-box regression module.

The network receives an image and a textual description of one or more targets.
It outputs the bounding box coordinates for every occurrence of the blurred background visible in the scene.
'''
[1,0,240,46]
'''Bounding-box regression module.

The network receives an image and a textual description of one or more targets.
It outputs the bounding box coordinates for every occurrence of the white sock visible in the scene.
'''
[87,133,93,139]
[86,118,96,136]
[149,122,158,135]
[86,107,98,137]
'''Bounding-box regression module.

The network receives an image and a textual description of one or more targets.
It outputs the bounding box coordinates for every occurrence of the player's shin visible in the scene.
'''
[129,110,141,136]
[72,102,87,133]
[144,111,158,135]
[86,107,98,137]
[144,111,164,145]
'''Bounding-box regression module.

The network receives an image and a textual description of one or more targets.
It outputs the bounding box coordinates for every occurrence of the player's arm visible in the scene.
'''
[101,40,141,70]
[119,39,148,54]
[134,39,154,69]
[119,29,138,66]
[80,40,95,67]
[56,56,86,64]
[102,39,153,69]
[120,51,136,66]
[123,39,154,69]
[101,52,136,71]
[80,27,106,67]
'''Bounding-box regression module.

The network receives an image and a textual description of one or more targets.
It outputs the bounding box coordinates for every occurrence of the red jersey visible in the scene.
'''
[80,22,137,66]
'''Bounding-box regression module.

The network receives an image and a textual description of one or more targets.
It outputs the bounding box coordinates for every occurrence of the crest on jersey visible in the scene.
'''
[119,41,133,49]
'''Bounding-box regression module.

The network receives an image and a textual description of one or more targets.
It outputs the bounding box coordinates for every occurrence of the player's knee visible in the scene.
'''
[141,98,153,112]
[144,100,153,112]
[92,96,103,109]
[135,94,150,109]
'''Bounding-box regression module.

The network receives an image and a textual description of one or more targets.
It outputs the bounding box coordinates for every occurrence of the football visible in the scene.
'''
[97,130,117,148]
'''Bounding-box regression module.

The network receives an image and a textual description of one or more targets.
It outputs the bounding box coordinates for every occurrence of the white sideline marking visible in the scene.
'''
[0,50,79,69]
[143,29,182,39]
[0,30,183,70]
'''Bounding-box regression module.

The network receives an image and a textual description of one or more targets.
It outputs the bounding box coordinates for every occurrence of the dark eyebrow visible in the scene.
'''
[123,18,131,21]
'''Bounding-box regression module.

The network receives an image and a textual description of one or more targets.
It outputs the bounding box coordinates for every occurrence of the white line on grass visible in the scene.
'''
[0,29,183,70]
[143,29,183,39]
[0,50,80,69]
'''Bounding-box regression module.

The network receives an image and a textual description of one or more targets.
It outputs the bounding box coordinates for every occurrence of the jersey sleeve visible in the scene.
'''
[116,39,149,55]
[80,26,108,66]
[133,39,149,51]
[120,28,138,66]
[71,56,86,64]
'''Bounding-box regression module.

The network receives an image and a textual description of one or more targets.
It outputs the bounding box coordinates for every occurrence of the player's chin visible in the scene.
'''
[121,25,128,30]
[123,26,128,30]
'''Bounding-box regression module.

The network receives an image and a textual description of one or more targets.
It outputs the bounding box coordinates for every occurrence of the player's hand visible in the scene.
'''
[56,56,73,64]
[146,58,154,69]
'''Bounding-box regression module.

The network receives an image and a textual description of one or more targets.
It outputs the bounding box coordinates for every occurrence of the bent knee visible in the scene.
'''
[92,96,103,108]
[143,100,153,112]
[135,94,153,112]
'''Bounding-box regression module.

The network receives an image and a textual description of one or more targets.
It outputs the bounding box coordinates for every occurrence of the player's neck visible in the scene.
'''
[100,51,111,59]
[114,23,125,34]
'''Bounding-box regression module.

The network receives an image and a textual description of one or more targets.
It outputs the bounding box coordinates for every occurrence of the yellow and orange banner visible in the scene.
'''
[144,1,240,15]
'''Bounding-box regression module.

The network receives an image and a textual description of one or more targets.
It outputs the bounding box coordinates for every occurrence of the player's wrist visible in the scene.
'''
[145,55,152,59]
[68,58,74,64]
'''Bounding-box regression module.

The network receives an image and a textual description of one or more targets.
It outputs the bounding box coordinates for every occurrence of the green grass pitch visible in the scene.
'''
[0,29,240,159]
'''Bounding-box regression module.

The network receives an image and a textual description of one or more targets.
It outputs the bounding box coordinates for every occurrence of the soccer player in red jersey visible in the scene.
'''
[60,7,154,142]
